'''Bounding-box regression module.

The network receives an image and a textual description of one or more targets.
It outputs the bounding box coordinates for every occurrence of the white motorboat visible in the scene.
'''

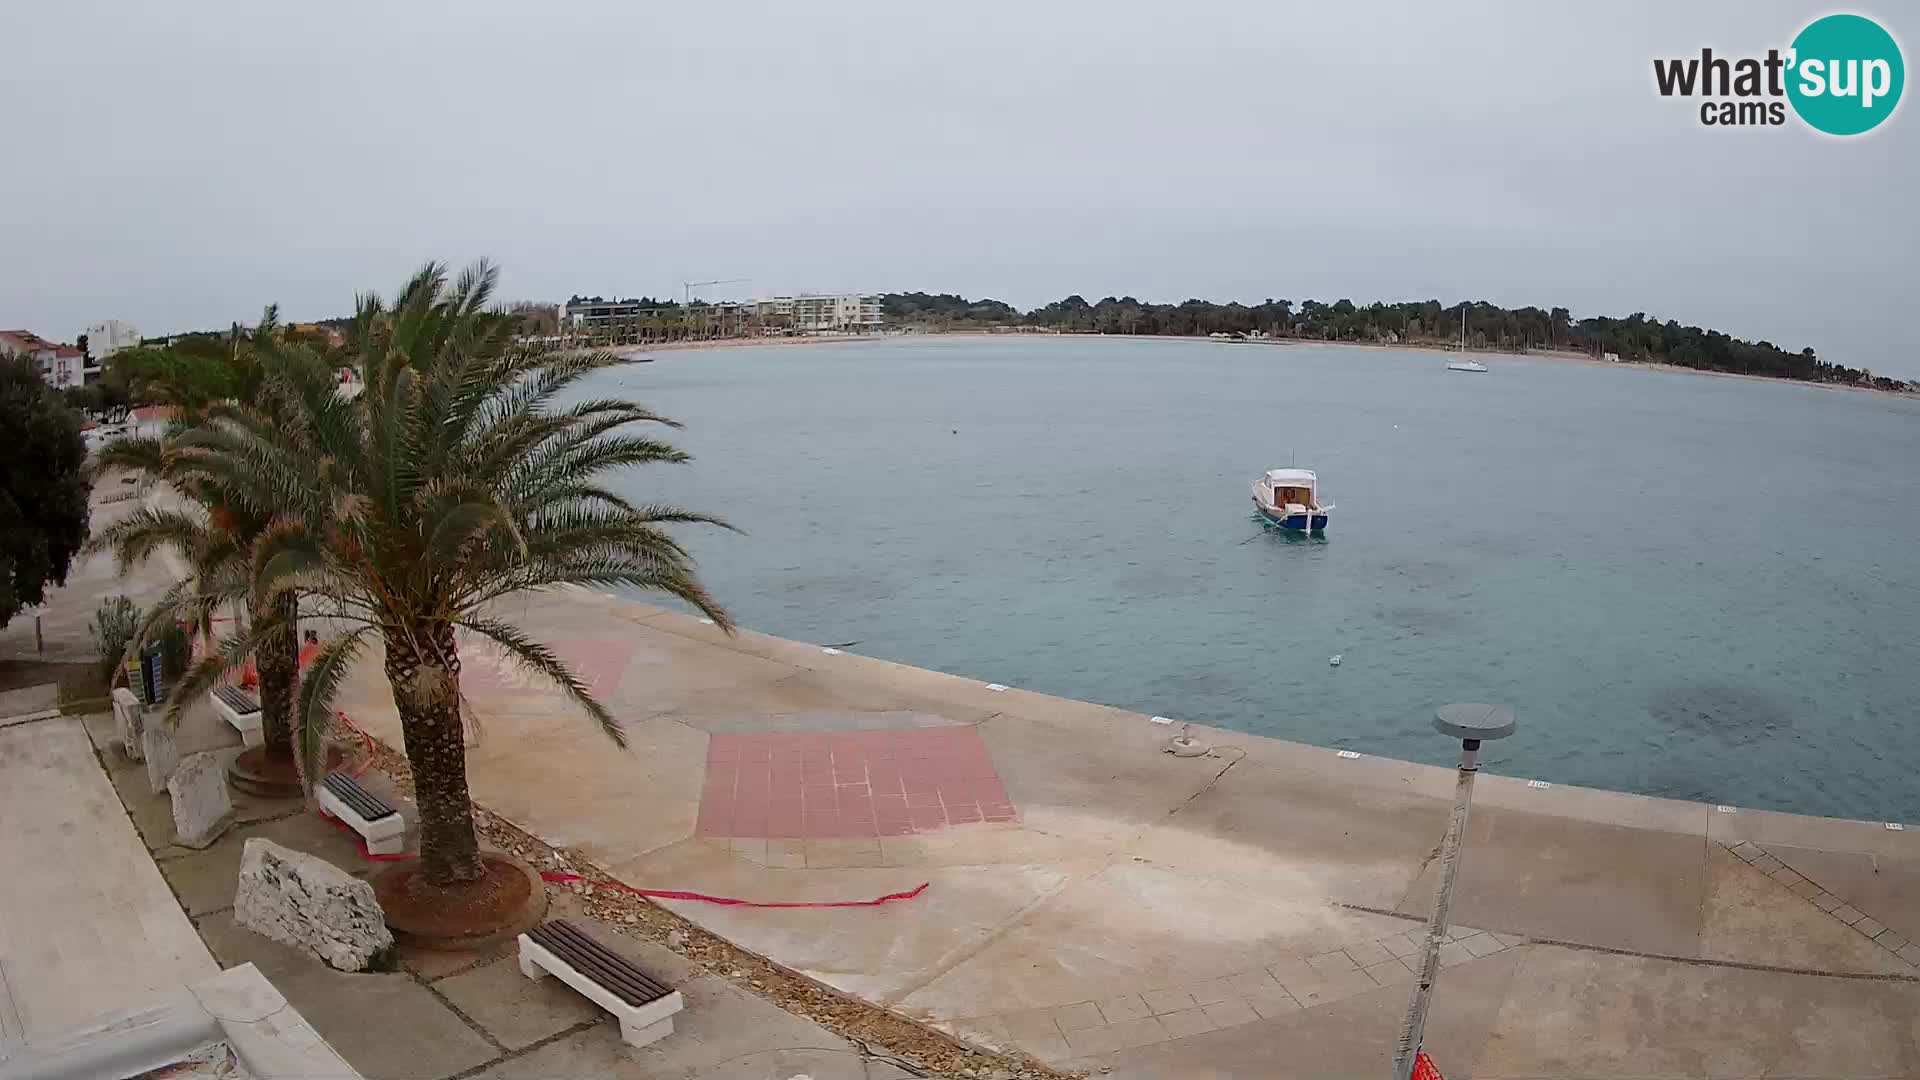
[1251,468,1332,532]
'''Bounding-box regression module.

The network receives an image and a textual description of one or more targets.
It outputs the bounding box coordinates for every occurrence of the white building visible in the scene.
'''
[754,293,883,333]
[84,319,141,358]
[0,329,98,389]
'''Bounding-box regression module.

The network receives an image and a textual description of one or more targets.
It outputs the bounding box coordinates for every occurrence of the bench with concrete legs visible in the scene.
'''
[208,684,264,748]
[314,772,406,855]
[517,919,683,1048]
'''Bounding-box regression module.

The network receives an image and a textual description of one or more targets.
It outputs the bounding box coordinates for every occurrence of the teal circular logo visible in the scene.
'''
[1787,14,1904,135]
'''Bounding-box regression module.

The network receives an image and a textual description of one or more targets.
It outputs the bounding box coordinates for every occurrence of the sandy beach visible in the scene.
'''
[609,334,884,359]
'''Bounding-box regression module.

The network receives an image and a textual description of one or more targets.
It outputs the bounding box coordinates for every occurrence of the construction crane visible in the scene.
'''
[682,278,750,305]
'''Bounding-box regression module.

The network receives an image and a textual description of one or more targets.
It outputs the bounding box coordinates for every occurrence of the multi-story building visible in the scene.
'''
[83,319,141,359]
[753,294,883,333]
[560,298,754,346]
[0,329,99,388]
[558,291,883,346]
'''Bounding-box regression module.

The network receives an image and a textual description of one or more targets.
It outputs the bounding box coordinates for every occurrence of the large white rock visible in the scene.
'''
[168,750,232,849]
[113,686,145,761]
[142,720,179,794]
[234,837,393,972]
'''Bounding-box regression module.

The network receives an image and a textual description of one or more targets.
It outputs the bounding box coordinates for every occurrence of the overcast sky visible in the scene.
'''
[3,1,1914,374]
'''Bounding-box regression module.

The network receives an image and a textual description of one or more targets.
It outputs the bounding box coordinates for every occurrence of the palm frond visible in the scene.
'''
[296,627,372,785]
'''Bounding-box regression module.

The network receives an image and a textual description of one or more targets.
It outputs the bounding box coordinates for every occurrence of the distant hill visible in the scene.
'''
[881,292,1021,326]
[877,292,1905,391]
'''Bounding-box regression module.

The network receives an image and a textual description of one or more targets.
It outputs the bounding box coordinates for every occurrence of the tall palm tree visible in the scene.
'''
[87,308,319,796]
[186,261,732,892]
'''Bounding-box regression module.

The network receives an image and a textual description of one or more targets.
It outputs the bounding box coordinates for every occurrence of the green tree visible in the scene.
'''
[87,308,313,792]
[0,355,90,628]
[185,261,734,892]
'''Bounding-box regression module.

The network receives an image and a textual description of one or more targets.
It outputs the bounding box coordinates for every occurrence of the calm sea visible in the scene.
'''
[589,336,1920,824]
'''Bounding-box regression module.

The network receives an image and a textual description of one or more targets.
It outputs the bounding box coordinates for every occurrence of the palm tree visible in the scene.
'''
[187,261,732,898]
[86,308,320,797]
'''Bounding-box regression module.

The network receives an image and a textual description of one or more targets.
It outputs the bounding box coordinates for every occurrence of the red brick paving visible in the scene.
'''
[697,727,1016,839]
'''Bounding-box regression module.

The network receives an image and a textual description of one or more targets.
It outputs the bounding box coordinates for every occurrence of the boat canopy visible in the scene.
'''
[1263,469,1317,486]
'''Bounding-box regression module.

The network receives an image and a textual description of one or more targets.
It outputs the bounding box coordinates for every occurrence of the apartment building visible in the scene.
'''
[0,329,99,388]
[753,294,883,332]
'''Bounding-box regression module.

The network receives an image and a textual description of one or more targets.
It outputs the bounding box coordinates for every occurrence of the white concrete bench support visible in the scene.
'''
[517,921,683,1049]
[209,686,264,748]
[314,773,406,855]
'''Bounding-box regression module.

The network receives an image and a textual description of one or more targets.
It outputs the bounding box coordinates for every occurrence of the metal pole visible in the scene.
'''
[1391,738,1482,1080]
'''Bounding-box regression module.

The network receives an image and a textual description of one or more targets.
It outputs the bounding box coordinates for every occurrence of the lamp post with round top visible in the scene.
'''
[1391,703,1517,1080]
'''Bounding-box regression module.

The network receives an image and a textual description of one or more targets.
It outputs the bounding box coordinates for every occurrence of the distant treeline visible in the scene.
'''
[881,292,1907,391]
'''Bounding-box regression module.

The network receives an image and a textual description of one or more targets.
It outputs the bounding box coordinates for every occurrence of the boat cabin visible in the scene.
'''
[1259,468,1320,510]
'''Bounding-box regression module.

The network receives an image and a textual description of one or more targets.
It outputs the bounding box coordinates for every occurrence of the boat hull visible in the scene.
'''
[1255,502,1329,532]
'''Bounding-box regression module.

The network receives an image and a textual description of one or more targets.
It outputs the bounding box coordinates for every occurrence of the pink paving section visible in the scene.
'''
[698,727,1017,839]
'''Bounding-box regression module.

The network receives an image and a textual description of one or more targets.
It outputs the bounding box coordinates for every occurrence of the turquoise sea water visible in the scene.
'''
[591,336,1920,824]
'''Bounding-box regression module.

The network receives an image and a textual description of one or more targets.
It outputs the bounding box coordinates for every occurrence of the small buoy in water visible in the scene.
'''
[1329,654,1343,666]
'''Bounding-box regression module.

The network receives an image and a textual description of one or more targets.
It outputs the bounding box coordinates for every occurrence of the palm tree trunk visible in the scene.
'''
[384,620,484,885]
[255,590,298,763]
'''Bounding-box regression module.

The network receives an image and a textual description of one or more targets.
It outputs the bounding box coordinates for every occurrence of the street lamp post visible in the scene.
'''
[1391,703,1517,1080]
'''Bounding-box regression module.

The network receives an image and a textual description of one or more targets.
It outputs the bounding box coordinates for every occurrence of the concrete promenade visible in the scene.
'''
[0,710,220,1051]
[332,589,1920,1078]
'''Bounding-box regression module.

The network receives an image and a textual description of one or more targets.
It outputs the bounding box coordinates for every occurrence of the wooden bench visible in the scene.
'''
[315,772,406,854]
[208,684,264,747]
[517,919,684,1047]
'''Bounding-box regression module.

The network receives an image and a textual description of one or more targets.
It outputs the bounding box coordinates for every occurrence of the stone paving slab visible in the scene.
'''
[1702,846,1914,974]
[1759,843,1920,945]
[1393,802,1712,957]
[470,968,895,1080]
[195,910,499,1079]
[434,954,604,1050]
[1474,944,1920,1078]
[1098,948,1528,1079]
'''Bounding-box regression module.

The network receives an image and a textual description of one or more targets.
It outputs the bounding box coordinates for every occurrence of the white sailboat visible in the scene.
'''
[1446,305,1488,372]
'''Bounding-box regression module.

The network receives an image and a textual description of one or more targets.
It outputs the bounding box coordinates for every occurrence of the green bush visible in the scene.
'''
[89,595,141,679]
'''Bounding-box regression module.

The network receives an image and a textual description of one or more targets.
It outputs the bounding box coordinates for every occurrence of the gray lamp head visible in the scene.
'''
[1434,703,1516,745]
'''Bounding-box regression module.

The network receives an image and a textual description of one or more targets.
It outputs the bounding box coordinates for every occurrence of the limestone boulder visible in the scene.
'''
[234,837,393,971]
[142,720,178,794]
[168,751,233,849]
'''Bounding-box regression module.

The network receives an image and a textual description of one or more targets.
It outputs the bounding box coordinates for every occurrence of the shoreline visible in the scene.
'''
[916,329,1918,396]
[602,328,1920,399]
[607,334,884,358]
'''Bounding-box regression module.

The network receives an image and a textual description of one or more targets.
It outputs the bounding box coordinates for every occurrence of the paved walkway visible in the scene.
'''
[332,589,1920,1077]
[82,700,923,1080]
[0,708,218,1051]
